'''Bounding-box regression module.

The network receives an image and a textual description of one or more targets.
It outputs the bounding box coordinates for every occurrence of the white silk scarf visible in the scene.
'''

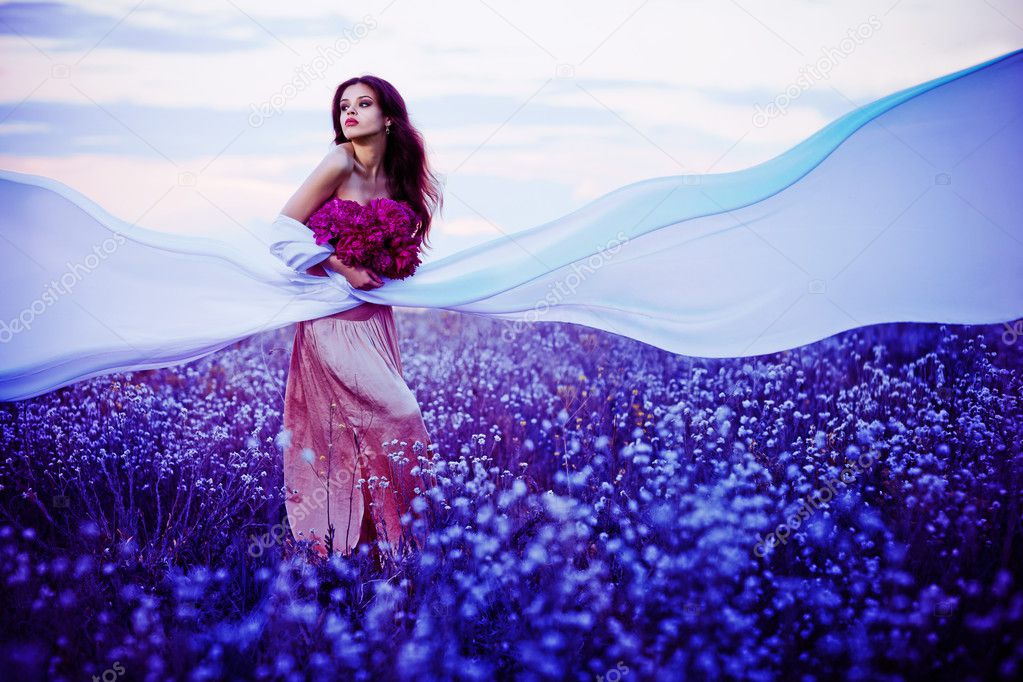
[2,49,1021,401]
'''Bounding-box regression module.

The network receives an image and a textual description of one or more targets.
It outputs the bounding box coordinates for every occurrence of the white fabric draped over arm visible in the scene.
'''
[268,213,333,272]
[1,47,1022,401]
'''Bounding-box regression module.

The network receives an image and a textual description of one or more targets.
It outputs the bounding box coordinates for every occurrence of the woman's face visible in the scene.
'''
[340,83,387,139]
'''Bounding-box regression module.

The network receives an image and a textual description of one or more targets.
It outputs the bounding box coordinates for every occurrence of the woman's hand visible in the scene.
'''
[322,255,383,290]
[346,264,384,290]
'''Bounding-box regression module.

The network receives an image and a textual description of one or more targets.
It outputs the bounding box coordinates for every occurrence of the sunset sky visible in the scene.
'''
[1,0,1020,261]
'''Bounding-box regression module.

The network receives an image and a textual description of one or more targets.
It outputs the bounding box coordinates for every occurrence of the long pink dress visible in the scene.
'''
[281,299,431,557]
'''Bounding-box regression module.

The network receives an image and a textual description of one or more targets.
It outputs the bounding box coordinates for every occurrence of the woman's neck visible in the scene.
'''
[350,138,386,182]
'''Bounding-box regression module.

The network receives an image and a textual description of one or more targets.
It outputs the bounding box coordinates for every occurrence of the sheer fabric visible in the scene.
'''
[1,48,1021,402]
[282,302,429,556]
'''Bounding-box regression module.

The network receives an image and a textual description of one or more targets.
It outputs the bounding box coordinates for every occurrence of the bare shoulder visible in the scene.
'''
[319,142,356,178]
[322,141,354,175]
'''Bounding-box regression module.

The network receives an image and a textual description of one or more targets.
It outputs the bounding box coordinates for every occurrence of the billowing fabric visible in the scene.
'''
[1,48,1022,402]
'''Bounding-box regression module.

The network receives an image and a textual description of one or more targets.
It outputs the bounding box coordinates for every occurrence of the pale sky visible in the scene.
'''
[1,0,1020,261]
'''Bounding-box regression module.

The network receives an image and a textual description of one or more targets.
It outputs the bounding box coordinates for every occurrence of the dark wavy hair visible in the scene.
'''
[331,75,443,251]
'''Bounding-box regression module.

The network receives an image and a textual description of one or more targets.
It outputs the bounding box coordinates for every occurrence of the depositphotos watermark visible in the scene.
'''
[594,660,630,682]
[1002,319,1022,348]
[248,15,379,128]
[751,15,883,128]
[249,465,363,557]
[92,660,126,682]
[500,230,629,342]
[0,233,127,344]
[753,450,876,557]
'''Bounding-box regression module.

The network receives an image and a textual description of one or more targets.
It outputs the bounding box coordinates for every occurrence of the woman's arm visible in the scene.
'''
[274,145,382,288]
[279,145,353,224]
[272,145,352,276]
[318,255,384,289]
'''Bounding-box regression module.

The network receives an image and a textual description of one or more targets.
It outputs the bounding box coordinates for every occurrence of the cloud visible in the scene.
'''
[0,119,50,136]
[0,1,261,52]
[437,216,499,237]
[0,99,334,158]
[1,0,1019,258]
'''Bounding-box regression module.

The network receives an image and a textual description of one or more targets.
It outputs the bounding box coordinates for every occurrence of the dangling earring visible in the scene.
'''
[386,123,391,135]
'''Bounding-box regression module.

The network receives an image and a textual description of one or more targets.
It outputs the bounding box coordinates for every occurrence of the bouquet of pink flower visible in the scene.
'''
[307,197,423,280]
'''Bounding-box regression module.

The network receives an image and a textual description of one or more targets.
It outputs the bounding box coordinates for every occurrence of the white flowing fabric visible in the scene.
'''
[2,48,1022,402]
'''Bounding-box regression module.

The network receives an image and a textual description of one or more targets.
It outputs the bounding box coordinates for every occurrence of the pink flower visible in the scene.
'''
[306,197,424,280]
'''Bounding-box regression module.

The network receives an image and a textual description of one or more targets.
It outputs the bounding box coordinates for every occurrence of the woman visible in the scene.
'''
[277,75,443,560]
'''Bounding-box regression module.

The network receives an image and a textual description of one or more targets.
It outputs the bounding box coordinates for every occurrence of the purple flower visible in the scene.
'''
[306,197,423,279]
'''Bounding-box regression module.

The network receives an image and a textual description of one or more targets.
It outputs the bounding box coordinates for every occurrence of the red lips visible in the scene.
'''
[345,119,358,126]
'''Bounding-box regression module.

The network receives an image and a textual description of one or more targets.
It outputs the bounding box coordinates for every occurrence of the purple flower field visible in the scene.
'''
[1,311,1021,681]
